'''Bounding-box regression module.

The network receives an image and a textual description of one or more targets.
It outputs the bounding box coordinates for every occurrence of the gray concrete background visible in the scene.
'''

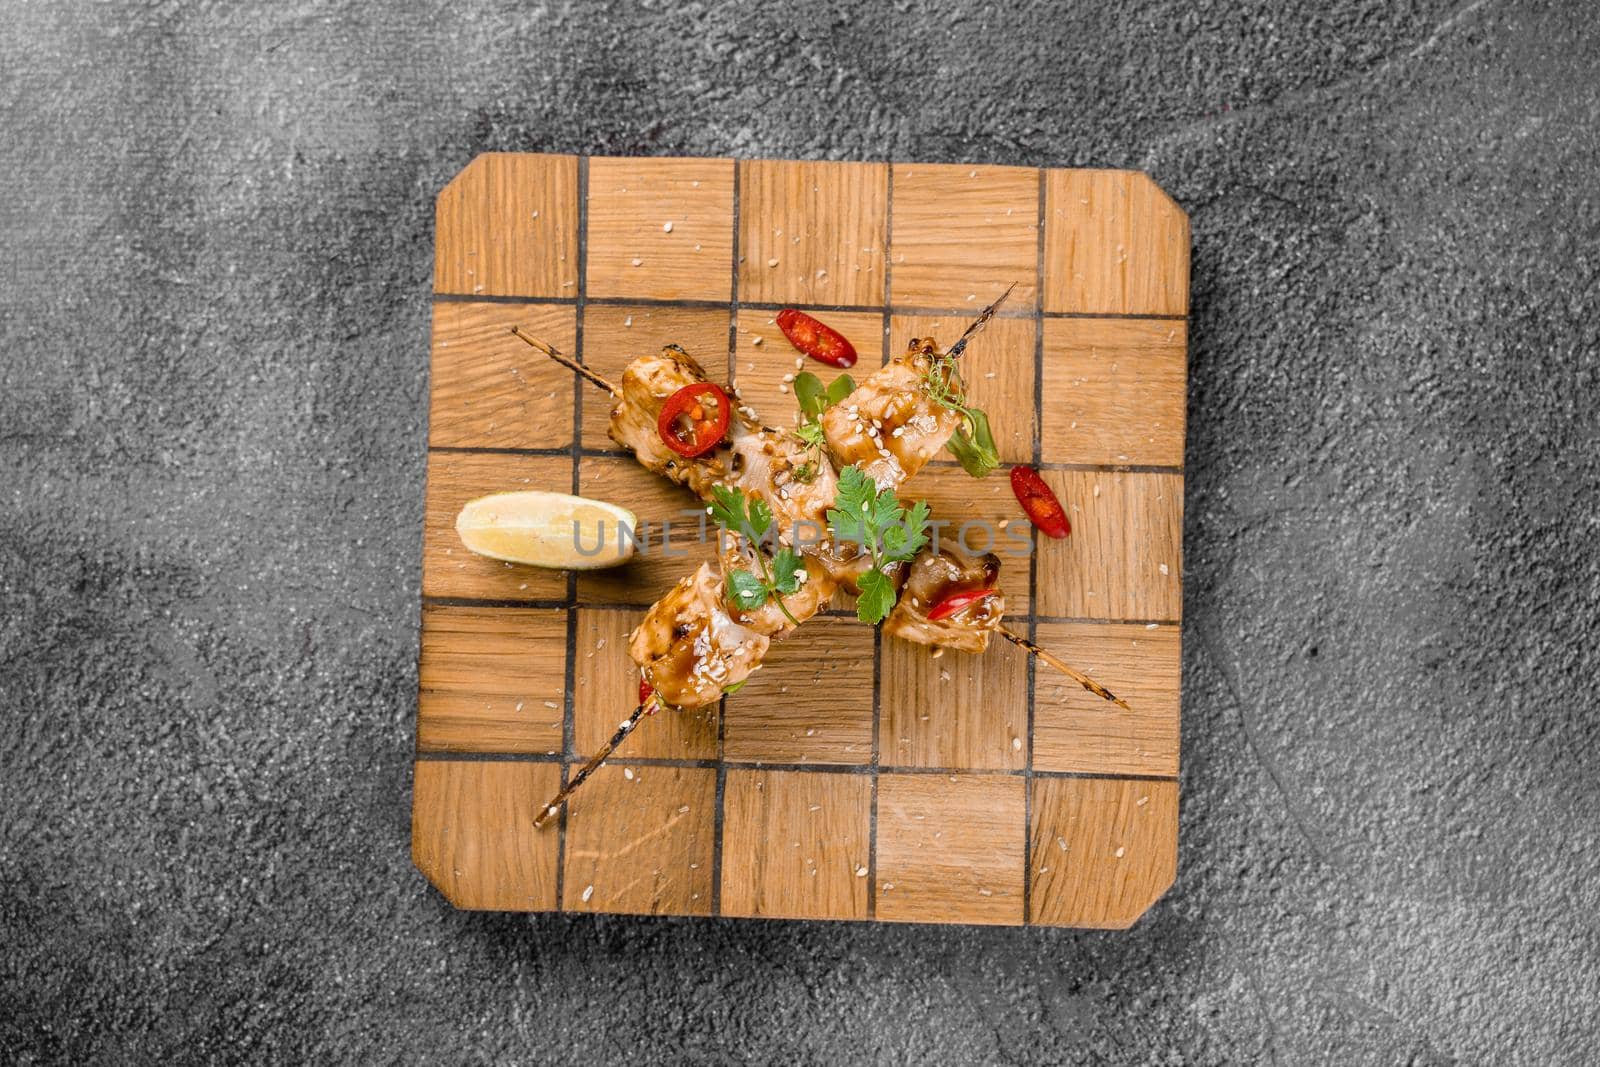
[2,0,1597,1062]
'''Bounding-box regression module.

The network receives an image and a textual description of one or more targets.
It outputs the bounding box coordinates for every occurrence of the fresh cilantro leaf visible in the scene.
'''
[824,373,856,406]
[879,501,928,562]
[898,499,931,560]
[726,568,769,611]
[825,466,873,546]
[945,408,999,478]
[794,422,827,449]
[855,568,897,625]
[793,372,828,420]
[709,484,747,532]
[826,468,932,625]
[832,465,873,514]
[771,548,805,595]
[746,495,774,541]
[792,460,817,484]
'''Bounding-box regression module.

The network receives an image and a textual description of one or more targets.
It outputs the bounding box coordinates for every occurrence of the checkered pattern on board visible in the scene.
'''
[414,154,1187,927]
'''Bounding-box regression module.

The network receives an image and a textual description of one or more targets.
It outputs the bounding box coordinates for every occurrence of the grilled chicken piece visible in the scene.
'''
[819,339,961,491]
[608,345,755,499]
[719,533,838,637]
[726,424,839,543]
[805,539,907,600]
[609,344,834,539]
[628,563,769,707]
[882,547,1005,653]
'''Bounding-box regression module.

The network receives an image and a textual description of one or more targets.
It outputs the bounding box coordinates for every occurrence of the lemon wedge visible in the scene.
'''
[454,491,637,570]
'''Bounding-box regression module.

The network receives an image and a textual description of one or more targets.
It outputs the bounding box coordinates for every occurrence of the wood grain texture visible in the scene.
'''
[875,774,1026,925]
[429,302,577,450]
[1040,318,1187,467]
[720,769,871,920]
[738,159,888,307]
[562,765,716,916]
[572,607,719,760]
[579,305,730,450]
[880,626,1028,771]
[586,157,735,302]
[417,153,1190,927]
[890,163,1039,310]
[1033,622,1180,776]
[890,312,1036,464]
[435,153,578,299]
[412,760,561,910]
[417,606,566,754]
[1029,777,1177,928]
[422,451,572,601]
[574,454,716,606]
[1035,470,1183,621]
[723,619,875,765]
[1043,169,1190,316]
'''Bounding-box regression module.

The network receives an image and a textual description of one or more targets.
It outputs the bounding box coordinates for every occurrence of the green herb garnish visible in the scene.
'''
[825,466,931,624]
[792,371,854,458]
[709,485,805,625]
[922,351,999,478]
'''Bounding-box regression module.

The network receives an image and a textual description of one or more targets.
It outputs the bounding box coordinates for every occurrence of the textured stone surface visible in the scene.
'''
[3,0,1598,1062]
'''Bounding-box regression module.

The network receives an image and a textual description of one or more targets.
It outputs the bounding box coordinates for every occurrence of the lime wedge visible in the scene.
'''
[454,491,637,570]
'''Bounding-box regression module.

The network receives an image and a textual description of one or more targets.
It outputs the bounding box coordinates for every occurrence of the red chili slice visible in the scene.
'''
[657,382,731,458]
[1010,465,1070,539]
[639,676,655,707]
[926,588,997,622]
[776,309,857,368]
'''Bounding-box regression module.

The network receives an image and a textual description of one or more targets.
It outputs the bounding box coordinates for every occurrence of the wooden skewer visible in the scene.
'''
[510,327,620,396]
[945,282,1016,360]
[998,626,1130,710]
[532,694,658,829]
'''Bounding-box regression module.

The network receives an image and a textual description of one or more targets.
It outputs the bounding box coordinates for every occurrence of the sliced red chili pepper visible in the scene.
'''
[776,309,857,368]
[657,382,731,458]
[639,676,655,707]
[926,588,997,622]
[1010,465,1070,539]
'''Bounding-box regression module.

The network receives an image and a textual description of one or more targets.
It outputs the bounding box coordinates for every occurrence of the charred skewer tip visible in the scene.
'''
[998,626,1131,710]
[510,326,621,396]
[532,694,659,829]
[945,281,1018,360]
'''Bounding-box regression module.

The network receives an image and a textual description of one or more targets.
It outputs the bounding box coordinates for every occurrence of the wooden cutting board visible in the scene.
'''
[413,153,1188,926]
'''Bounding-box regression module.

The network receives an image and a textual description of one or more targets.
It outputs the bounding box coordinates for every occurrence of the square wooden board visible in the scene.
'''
[413,153,1188,927]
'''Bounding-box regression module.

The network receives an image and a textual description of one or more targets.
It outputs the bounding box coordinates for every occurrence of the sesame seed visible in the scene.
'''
[581,884,594,902]
[767,258,780,268]
[662,221,673,233]
[855,866,868,877]
[631,257,643,267]
[1114,847,1126,858]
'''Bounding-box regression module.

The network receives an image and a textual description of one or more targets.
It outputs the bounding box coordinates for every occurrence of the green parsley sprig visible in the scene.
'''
[709,485,806,625]
[824,466,931,624]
